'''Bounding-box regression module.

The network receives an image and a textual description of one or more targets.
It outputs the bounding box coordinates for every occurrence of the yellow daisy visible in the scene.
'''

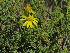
[20,15,38,28]
[24,4,35,14]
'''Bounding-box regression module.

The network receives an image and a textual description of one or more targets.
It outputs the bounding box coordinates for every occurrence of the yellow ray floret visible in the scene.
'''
[24,4,35,14]
[20,15,38,28]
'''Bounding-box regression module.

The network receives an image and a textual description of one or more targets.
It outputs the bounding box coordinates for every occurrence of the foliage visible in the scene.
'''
[0,0,70,53]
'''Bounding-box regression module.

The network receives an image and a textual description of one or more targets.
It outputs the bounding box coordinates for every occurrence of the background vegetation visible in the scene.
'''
[0,0,70,53]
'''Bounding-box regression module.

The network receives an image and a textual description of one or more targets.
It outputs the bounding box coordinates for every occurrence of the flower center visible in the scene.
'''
[26,17,33,21]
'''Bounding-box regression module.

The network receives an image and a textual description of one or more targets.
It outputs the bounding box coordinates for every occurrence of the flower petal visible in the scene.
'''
[23,21,28,26]
[27,22,30,28]
[21,16,27,18]
[33,21,37,26]
[34,20,38,23]
[31,10,36,14]
[20,19,26,21]
[29,21,34,28]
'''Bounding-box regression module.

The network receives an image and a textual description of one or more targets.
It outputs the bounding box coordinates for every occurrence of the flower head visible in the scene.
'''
[24,4,35,14]
[20,15,38,28]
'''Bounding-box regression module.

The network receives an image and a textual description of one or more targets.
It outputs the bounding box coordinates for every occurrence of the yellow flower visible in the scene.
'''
[20,15,38,28]
[24,4,35,14]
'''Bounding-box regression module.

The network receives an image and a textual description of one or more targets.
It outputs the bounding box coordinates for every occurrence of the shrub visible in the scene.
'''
[0,0,70,53]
